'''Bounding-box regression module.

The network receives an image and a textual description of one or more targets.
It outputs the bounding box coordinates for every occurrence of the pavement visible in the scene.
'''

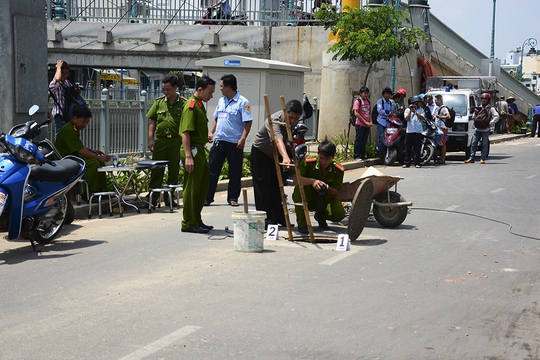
[73,131,529,219]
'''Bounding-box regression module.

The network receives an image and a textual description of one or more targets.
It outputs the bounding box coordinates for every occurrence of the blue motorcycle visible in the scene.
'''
[0,105,85,249]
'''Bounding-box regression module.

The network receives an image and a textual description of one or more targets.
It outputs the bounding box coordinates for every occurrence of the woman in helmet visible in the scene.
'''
[402,95,425,168]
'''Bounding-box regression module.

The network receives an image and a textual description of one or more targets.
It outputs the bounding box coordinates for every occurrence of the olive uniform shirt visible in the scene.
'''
[292,156,346,226]
[55,120,106,193]
[179,95,210,229]
[146,95,184,192]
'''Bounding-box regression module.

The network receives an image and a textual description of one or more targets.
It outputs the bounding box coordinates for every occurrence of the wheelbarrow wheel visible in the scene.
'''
[373,191,407,228]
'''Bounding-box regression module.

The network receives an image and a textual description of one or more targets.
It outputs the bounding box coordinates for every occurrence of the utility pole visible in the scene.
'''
[490,0,496,59]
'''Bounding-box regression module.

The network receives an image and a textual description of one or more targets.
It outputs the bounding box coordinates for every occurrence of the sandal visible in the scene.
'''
[229,200,239,207]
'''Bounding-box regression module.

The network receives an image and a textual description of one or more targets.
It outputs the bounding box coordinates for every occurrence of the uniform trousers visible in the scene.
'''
[83,157,107,193]
[181,144,210,229]
[293,187,345,227]
[148,136,181,202]
[250,146,286,226]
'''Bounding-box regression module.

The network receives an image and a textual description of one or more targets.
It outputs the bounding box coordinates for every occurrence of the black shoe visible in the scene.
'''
[181,226,210,234]
[199,223,214,230]
[314,213,329,229]
[165,200,178,207]
[139,203,153,210]
[298,225,309,234]
[204,200,213,206]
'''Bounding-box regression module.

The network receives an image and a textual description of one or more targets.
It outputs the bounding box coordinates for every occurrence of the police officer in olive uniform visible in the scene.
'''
[292,141,345,234]
[180,76,216,233]
[145,74,184,207]
[55,105,111,194]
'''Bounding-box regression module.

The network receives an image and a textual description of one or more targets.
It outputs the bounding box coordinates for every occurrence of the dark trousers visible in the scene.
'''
[148,137,181,202]
[404,132,422,166]
[206,140,244,204]
[250,146,285,226]
[354,125,370,159]
[531,114,540,137]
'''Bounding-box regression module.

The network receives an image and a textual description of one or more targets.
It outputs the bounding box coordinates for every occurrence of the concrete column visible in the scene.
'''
[0,0,48,131]
[317,51,367,140]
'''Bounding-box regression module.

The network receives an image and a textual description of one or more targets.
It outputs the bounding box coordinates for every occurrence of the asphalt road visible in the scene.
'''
[1,137,539,359]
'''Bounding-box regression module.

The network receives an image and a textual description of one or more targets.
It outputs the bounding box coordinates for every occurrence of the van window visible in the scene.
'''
[435,94,468,116]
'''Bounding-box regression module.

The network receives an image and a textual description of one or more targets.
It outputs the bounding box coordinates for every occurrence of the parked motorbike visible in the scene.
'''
[194,5,248,25]
[420,117,437,165]
[0,105,85,250]
[292,122,308,163]
[382,116,405,165]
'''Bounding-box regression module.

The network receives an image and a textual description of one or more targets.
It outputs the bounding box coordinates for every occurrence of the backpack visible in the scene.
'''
[371,100,379,125]
[349,98,359,126]
[473,105,492,129]
[439,105,456,128]
[64,84,87,120]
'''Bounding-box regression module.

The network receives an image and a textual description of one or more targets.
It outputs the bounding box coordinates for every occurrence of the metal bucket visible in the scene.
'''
[231,210,266,252]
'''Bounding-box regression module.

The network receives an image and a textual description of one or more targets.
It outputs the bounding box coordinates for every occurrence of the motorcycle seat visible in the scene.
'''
[30,158,82,183]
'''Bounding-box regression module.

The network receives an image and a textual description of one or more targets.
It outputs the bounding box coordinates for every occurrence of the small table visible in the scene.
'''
[98,160,170,213]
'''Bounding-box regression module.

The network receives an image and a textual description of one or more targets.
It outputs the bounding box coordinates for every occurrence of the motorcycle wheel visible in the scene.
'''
[373,191,407,228]
[383,148,397,165]
[420,144,435,166]
[32,194,68,244]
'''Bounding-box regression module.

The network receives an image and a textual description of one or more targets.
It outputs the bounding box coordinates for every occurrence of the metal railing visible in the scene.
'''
[45,0,321,26]
[49,88,317,157]
[49,89,161,157]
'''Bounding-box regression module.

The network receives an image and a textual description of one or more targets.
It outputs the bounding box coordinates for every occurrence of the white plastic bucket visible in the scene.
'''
[231,210,266,252]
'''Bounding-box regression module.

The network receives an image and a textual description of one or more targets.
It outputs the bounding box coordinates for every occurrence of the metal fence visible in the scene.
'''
[49,88,318,157]
[46,0,322,27]
[49,89,154,157]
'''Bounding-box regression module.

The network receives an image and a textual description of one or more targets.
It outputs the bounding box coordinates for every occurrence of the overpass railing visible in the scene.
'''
[46,0,320,26]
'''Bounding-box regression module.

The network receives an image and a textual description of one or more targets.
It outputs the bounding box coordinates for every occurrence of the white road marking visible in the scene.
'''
[320,248,361,266]
[526,175,537,179]
[535,144,540,147]
[119,325,202,360]
[445,205,460,211]
[490,188,504,194]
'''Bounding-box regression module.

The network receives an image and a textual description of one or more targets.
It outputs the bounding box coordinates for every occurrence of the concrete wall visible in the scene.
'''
[47,21,271,69]
[1,0,48,130]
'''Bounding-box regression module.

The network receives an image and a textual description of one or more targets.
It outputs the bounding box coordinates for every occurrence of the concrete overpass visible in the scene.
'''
[44,8,539,135]
[3,0,539,133]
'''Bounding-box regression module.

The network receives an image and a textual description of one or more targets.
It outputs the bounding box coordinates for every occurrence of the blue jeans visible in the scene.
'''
[354,125,370,159]
[377,124,386,155]
[54,114,66,136]
[469,130,490,161]
[206,140,244,204]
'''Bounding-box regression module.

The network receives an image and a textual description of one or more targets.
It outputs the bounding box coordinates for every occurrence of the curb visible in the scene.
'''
[72,133,525,219]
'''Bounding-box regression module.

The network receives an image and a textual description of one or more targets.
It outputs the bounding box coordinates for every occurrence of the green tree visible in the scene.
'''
[315,4,427,85]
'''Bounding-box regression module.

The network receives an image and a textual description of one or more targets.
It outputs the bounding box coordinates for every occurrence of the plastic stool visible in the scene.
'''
[76,179,90,205]
[148,187,174,213]
[88,191,123,219]
[165,184,183,209]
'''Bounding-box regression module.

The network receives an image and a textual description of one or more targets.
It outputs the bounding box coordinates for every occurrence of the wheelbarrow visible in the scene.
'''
[337,167,412,241]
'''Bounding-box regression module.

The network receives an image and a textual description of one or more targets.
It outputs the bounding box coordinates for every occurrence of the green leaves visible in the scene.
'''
[315,5,427,65]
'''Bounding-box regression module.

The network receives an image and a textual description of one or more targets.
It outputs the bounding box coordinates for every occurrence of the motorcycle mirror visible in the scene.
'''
[28,105,39,117]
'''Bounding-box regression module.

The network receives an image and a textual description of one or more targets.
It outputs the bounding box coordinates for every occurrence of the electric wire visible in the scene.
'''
[413,207,540,241]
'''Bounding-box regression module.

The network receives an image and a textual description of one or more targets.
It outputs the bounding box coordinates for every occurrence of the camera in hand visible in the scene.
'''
[409,105,417,110]
[318,183,328,196]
